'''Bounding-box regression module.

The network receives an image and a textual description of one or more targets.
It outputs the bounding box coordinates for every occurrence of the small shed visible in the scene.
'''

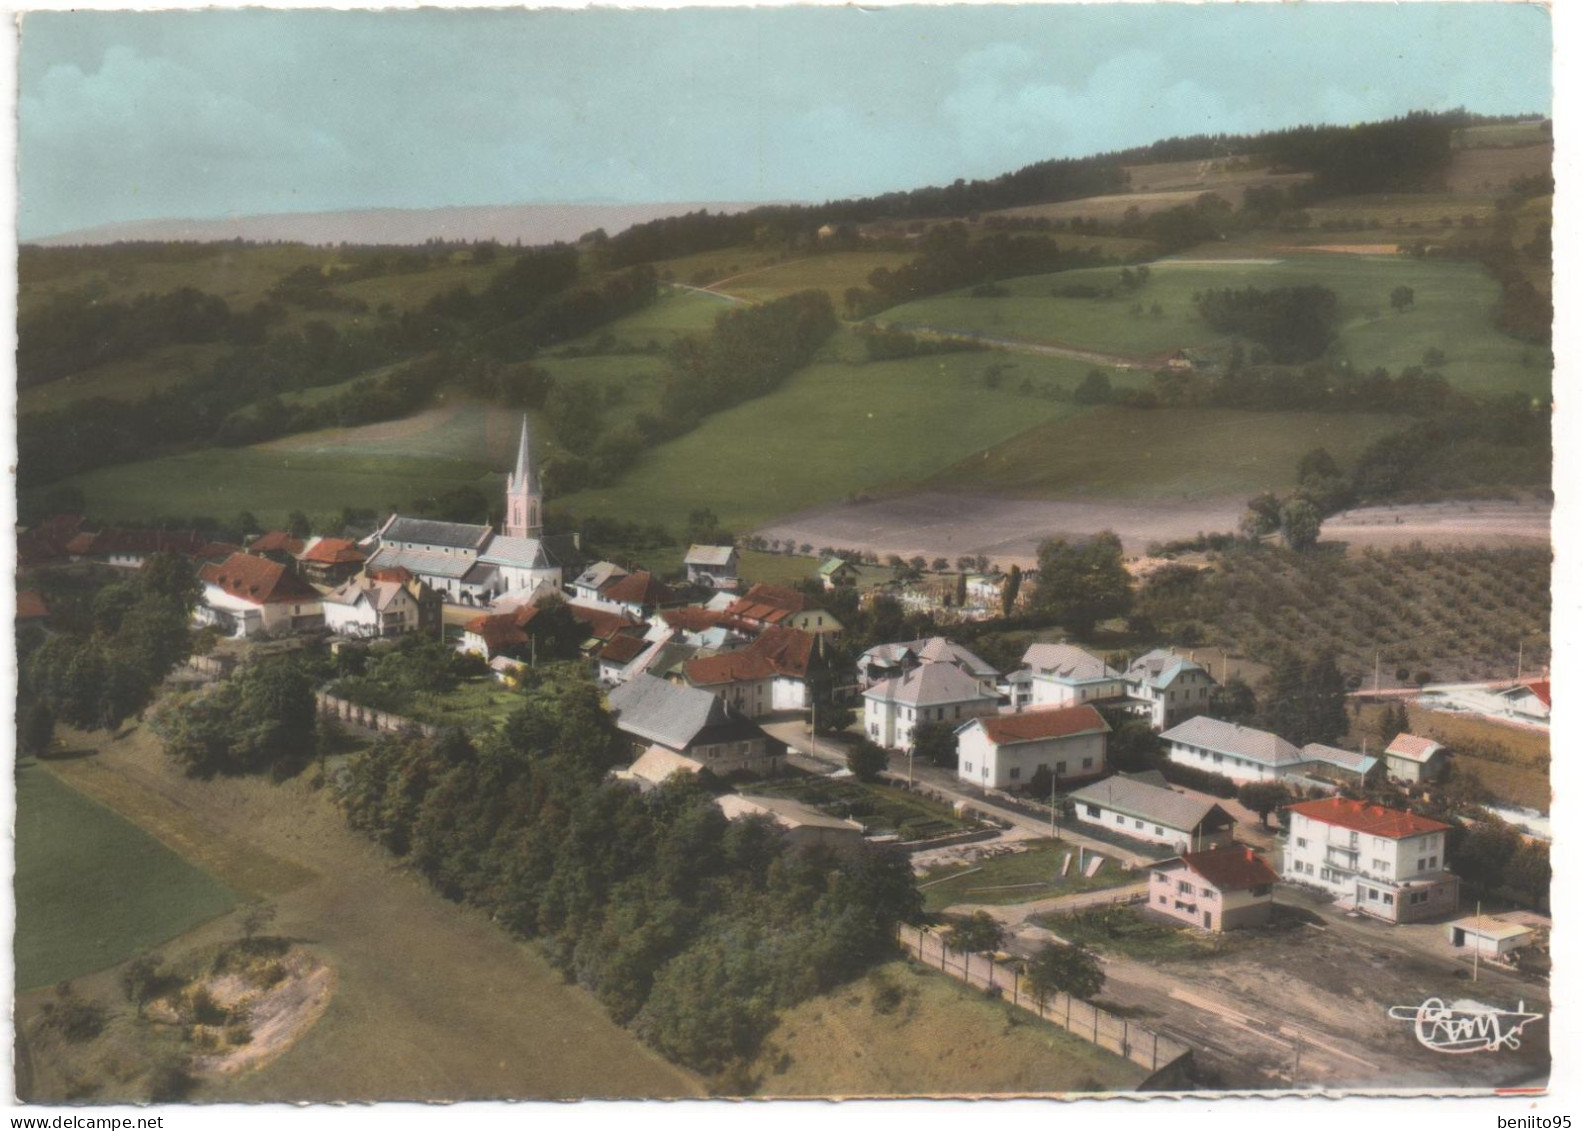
[1445,915,1536,959]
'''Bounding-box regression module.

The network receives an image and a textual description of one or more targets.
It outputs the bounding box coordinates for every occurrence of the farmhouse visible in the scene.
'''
[863,662,1000,751]
[725,583,843,636]
[597,634,652,686]
[1123,649,1217,728]
[569,561,630,604]
[72,528,209,569]
[594,570,681,621]
[857,636,998,692]
[1283,797,1458,923]
[297,537,366,586]
[657,606,752,649]
[246,530,305,566]
[607,673,787,774]
[1160,715,1304,783]
[954,705,1109,791]
[1068,772,1237,852]
[684,544,740,590]
[682,626,815,718]
[715,794,866,855]
[1497,680,1550,722]
[460,605,541,661]
[1383,733,1449,784]
[195,552,323,639]
[818,557,861,590]
[1148,845,1279,932]
[1021,643,1126,708]
[321,574,440,639]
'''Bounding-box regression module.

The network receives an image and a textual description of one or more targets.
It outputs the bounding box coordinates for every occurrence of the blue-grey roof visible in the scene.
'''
[1069,773,1225,832]
[1160,716,1303,768]
[479,536,552,569]
[607,673,765,751]
[365,545,476,580]
[1298,742,1379,776]
[1125,648,1211,691]
[378,515,492,551]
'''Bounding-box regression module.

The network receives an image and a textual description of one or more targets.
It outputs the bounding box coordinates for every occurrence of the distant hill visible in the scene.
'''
[29,201,779,248]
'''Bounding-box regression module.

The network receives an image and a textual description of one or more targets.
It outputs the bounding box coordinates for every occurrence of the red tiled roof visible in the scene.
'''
[197,541,245,561]
[1384,733,1444,762]
[198,553,320,606]
[599,635,650,665]
[725,582,820,622]
[16,590,49,620]
[1286,797,1451,840]
[1174,845,1279,892]
[368,566,415,584]
[17,514,85,566]
[976,705,1110,745]
[602,570,676,608]
[464,605,540,651]
[684,626,815,686]
[661,606,731,632]
[249,531,306,556]
[1523,680,1551,708]
[300,537,365,566]
[65,532,98,556]
[570,604,641,641]
[84,528,208,558]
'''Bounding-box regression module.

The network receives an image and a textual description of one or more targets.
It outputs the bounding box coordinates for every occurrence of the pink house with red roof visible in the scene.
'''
[1149,845,1279,932]
[1283,797,1459,922]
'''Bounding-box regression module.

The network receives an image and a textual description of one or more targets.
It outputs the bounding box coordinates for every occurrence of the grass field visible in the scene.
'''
[932,406,1402,500]
[1455,122,1550,149]
[19,342,233,416]
[920,840,1134,913]
[15,763,239,991]
[1351,703,1550,811]
[884,253,1542,397]
[705,250,915,306]
[558,332,1116,532]
[751,959,1146,1095]
[405,679,525,730]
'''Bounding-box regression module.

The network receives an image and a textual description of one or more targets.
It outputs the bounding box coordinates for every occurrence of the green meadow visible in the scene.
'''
[16,764,238,990]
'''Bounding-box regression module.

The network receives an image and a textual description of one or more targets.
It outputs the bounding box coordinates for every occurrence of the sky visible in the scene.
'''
[17,2,1553,240]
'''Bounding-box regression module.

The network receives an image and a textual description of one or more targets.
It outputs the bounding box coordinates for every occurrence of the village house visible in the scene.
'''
[1160,715,1304,783]
[683,544,740,591]
[459,605,540,661]
[569,560,630,604]
[607,673,786,775]
[1148,845,1279,932]
[297,537,366,586]
[715,794,866,856]
[817,557,861,590]
[655,606,753,650]
[1383,733,1449,784]
[954,704,1109,792]
[856,636,998,693]
[597,634,652,686]
[320,574,439,639]
[682,626,815,718]
[863,662,1000,751]
[1496,680,1550,723]
[246,530,305,567]
[725,582,843,636]
[195,552,323,639]
[1123,649,1217,728]
[593,570,681,621]
[1068,771,1238,852]
[1021,643,1127,708]
[1283,797,1459,922]
[16,590,50,630]
[71,528,208,569]
[17,513,86,569]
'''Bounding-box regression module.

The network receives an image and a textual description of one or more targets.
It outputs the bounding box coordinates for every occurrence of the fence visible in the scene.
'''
[897,923,1192,1077]
[315,692,438,739]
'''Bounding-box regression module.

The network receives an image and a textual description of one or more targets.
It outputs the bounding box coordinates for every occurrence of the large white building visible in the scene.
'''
[1283,797,1459,923]
[954,705,1109,791]
[1067,771,1237,852]
[195,552,323,639]
[863,663,1000,751]
[1159,715,1304,783]
[1022,643,1126,708]
[857,636,998,693]
[1123,649,1217,728]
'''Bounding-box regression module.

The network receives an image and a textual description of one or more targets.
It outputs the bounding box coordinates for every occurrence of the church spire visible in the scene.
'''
[503,414,542,538]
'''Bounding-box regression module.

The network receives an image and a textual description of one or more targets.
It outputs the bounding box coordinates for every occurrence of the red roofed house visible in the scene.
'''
[16,514,85,568]
[460,605,540,660]
[953,705,1110,791]
[1149,845,1279,932]
[597,634,652,686]
[724,583,843,637]
[1283,797,1458,922]
[590,570,681,621]
[77,528,209,569]
[196,553,324,638]
[1383,733,1448,784]
[1497,680,1550,723]
[682,626,815,718]
[298,537,367,586]
[246,530,307,567]
[16,590,50,627]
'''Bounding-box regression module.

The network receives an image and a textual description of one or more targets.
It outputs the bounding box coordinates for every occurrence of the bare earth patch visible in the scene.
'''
[1322,499,1551,551]
[196,947,336,1078]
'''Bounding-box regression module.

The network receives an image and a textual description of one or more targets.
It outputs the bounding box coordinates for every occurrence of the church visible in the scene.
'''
[363,416,581,606]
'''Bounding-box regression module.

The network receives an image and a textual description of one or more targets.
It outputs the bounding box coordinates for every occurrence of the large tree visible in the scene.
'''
[1033,531,1133,638]
[1025,941,1105,1006]
[911,721,958,769]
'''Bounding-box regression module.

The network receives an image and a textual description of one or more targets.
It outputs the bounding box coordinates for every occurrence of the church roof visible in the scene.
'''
[378,515,492,551]
[365,546,477,580]
[509,414,540,497]
[480,536,553,569]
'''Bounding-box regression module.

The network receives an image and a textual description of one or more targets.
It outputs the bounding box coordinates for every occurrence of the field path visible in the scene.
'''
[31,725,704,1101]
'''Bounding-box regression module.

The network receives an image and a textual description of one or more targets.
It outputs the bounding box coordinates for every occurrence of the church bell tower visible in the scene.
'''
[504,415,542,539]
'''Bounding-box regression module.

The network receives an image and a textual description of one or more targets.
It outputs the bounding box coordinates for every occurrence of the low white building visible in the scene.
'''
[1283,797,1459,923]
[1123,649,1217,728]
[195,553,323,639]
[1445,915,1537,960]
[1021,643,1126,708]
[1068,771,1237,852]
[684,545,740,590]
[1496,680,1550,723]
[863,662,1000,751]
[1160,715,1304,783]
[954,705,1109,791]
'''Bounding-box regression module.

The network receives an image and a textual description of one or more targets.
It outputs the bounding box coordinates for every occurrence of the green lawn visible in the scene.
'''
[738,550,822,586]
[932,406,1404,500]
[884,253,1545,398]
[19,343,233,416]
[15,764,239,990]
[708,250,916,307]
[921,840,1133,913]
[559,331,1110,531]
[406,679,525,730]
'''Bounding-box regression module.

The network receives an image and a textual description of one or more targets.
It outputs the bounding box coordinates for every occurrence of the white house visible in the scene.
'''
[1282,797,1459,923]
[684,545,740,590]
[607,674,787,775]
[1123,649,1217,728]
[1160,715,1304,783]
[570,561,630,604]
[320,576,431,639]
[1383,733,1449,784]
[1148,845,1279,933]
[682,626,814,718]
[863,663,1000,751]
[725,583,843,637]
[857,636,998,693]
[1496,680,1550,723]
[1068,771,1237,852]
[195,553,323,639]
[1021,643,1126,708]
[954,705,1109,791]
[1445,914,1539,960]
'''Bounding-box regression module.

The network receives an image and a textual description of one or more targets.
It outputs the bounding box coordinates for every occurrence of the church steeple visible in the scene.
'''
[503,415,542,538]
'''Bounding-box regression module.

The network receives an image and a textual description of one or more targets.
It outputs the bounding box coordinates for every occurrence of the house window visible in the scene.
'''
[1082,757,1093,769]
[1153,872,1168,883]
[1428,856,1438,869]
[1212,753,1223,763]
[1009,767,1021,781]
[1416,859,1426,872]
[1177,880,1195,895]
[1374,859,1390,872]
[964,762,973,774]
[1296,837,1308,848]
[1086,804,1100,818]
[1367,888,1380,901]
[1116,814,1125,825]
[1250,885,1271,897]
[1349,832,1359,848]
[1154,826,1164,836]
[1383,894,1395,905]
[1158,895,1167,905]
[1056,761,1068,774]
[1134,819,1144,829]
